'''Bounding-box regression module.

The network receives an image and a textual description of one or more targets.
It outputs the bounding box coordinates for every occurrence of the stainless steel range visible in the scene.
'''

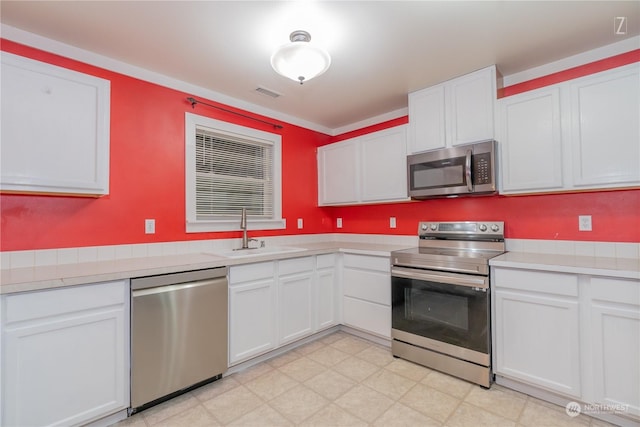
[390,221,505,388]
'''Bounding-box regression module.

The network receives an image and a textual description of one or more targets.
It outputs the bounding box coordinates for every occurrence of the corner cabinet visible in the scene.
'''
[1,280,129,427]
[0,52,110,196]
[498,62,640,194]
[318,125,408,206]
[408,65,497,153]
[492,266,640,420]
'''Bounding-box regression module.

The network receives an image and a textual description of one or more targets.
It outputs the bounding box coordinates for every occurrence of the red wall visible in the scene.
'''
[1,40,638,251]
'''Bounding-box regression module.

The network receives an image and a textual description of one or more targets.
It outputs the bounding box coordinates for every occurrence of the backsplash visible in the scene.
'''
[1,235,637,270]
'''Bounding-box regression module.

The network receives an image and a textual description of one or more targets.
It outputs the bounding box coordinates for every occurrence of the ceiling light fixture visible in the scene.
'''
[270,30,331,85]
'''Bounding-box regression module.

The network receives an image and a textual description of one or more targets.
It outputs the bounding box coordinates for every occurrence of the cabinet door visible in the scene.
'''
[360,125,408,202]
[229,279,276,365]
[448,66,495,146]
[588,277,640,417]
[498,87,563,193]
[278,271,314,345]
[494,289,581,397]
[316,267,336,330]
[570,64,640,187]
[343,297,391,339]
[0,52,110,196]
[318,139,360,205]
[2,281,128,427]
[408,85,446,153]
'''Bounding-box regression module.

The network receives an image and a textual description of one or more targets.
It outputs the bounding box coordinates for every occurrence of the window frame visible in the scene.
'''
[185,112,285,232]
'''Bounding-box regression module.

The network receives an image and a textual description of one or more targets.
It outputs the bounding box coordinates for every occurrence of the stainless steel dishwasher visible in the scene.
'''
[130,267,228,413]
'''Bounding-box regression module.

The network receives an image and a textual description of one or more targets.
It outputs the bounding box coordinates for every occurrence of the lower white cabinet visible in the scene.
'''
[1,280,129,427]
[229,255,339,365]
[493,269,581,397]
[493,266,640,420]
[342,253,391,338]
[228,262,277,365]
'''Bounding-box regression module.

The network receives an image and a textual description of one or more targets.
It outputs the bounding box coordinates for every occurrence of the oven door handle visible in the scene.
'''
[391,266,488,289]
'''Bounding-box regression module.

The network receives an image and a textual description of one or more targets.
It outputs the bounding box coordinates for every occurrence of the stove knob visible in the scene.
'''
[430,224,437,231]
[479,224,488,232]
[421,224,428,231]
[491,224,500,232]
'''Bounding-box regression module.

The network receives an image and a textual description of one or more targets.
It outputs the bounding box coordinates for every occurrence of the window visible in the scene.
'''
[185,112,284,232]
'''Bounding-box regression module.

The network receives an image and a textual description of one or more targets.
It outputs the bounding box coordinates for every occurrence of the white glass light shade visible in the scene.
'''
[270,34,331,84]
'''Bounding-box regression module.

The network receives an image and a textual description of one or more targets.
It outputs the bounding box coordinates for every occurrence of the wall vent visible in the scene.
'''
[255,87,282,99]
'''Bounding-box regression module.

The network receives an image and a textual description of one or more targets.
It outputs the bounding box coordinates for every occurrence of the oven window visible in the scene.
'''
[392,276,488,354]
[410,155,466,189]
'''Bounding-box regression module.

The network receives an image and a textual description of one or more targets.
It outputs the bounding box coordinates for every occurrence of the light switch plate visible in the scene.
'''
[337,218,343,228]
[578,215,592,231]
[390,217,397,228]
[145,219,156,234]
[297,218,303,229]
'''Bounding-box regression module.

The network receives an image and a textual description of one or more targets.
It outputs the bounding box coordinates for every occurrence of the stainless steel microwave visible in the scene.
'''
[407,140,497,199]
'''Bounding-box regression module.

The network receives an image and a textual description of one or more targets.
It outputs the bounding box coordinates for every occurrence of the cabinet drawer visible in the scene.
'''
[493,268,578,297]
[4,280,125,324]
[229,262,274,284]
[343,268,390,305]
[343,296,391,338]
[343,253,389,272]
[316,253,336,269]
[590,277,640,305]
[279,256,314,276]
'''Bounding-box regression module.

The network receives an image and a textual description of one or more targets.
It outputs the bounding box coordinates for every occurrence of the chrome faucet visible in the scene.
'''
[240,207,249,249]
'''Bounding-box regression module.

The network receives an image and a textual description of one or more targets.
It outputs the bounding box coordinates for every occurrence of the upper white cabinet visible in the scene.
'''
[0,52,110,196]
[498,63,640,194]
[1,280,129,427]
[318,125,408,206]
[408,65,497,153]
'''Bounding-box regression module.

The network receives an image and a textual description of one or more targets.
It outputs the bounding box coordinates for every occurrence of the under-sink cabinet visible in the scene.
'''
[342,253,391,339]
[1,280,129,427]
[492,266,640,421]
[228,255,338,365]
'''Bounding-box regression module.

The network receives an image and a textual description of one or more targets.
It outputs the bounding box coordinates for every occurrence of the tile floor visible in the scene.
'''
[116,331,617,427]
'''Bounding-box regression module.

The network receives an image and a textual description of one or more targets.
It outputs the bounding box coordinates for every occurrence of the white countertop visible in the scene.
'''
[490,251,640,280]
[0,241,412,295]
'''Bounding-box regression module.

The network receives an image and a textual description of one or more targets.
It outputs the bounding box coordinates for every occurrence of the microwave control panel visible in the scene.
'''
[473,153,492,185]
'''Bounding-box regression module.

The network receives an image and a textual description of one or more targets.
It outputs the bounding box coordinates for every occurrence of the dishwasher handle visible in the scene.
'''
[131,267,227,291]
[132,277,226,298]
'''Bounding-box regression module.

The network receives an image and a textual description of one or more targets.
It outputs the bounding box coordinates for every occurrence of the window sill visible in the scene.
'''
[186,219,286,233]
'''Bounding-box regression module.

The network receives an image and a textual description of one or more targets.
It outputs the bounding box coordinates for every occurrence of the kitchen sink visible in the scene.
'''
[210,246,307,258]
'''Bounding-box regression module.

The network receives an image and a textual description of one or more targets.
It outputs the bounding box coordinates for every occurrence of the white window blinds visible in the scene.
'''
[195,126,274,220]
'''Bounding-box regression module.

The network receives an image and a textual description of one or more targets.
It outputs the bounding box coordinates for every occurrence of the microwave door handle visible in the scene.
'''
[465,149,473,192]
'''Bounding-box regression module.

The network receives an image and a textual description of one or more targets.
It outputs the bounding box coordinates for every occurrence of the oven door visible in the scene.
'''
[391,266,490,364]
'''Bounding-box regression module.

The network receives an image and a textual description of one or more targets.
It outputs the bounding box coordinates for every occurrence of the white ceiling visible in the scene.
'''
[1,1,639,133]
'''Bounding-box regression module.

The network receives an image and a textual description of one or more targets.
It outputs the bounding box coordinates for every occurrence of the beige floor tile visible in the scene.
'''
[446,401,516,427]
[304,369,357,400]
[400,383,461,423]
[277,356,327,382]
[318,331,350,345]
[141,392,200,425]
[354,344,395,367]
[268,384,330,424]
[519,399,592,426]
[307,345,351,367]
[232,361,274,384]
[463,383,526,420]
[228,403,294,427]
[113,413,148,427]
[332,356,379,382]
[421,370,473,399]
[300,403,368,427]
[201,385,263,425]
[244,369,299,400]
[373,402,442,427]
[329,336,372,354]
[362,368,417,400]
[334,384,395,423]
[295,339,327,355]
[192,376,240,402]
[267,350,303,368]
[384,357,432,381]
[153,404,221,427]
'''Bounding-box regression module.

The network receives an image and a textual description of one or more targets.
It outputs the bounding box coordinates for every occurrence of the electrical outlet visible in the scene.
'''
[578,215,592,231]
[337,218,343,228]
[145,219,156,234]
[390,217,397,228]
[297,218,303,229]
